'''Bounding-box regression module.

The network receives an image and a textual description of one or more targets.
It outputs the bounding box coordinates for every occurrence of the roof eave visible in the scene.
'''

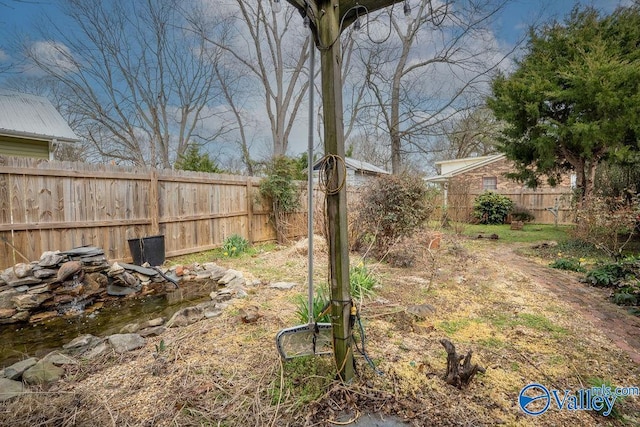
[424,175,451,183]
[441,154,505,178]
[0,130,80,143]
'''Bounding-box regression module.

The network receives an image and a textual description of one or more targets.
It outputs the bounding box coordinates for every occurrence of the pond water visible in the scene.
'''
[0,281,217,369]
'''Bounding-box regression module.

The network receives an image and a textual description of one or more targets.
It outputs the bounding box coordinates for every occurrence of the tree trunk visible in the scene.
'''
[390,63,402,172]
[440,339,485,388]
[583,158,599,208]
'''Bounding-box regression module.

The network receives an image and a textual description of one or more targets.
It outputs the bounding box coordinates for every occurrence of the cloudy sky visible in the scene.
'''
[0,0,633,162]
[0,0,629,51]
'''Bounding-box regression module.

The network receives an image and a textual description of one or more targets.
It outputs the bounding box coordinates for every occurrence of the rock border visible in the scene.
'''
[0,272,263,402]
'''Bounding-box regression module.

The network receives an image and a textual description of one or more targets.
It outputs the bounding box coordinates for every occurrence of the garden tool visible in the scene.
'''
[275,29,332,360]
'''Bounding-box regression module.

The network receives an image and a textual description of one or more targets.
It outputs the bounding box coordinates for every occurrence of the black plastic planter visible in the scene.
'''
[127,235,165,266]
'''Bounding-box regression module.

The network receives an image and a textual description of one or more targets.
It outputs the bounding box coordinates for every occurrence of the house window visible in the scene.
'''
[482,176,497,190]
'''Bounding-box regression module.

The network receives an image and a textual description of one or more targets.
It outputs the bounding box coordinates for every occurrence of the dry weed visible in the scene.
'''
[1,234,639,426]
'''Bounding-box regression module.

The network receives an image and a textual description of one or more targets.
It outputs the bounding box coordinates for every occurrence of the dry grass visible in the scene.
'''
[1,233,639,426]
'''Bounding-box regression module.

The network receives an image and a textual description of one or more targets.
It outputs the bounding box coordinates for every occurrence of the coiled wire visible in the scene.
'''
[317,153,347,195]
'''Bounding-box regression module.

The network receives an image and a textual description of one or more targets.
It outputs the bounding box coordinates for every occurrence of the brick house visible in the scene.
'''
[425,154,575,224]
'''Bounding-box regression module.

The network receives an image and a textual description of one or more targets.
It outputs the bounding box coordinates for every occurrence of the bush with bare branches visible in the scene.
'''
[353,174,438,259]
[573,195,640,260]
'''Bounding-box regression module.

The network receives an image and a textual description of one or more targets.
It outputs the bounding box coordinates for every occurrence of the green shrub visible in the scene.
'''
[612,288,639,306]
[259,157,302,213]
[549,258,586,272]
[584,256,640,310]
[585,255,640,286]
[222,234,249,257]
[259,156,302,243]
[585,264,624,287]
[355,173,437,257]
[473,192,515,224]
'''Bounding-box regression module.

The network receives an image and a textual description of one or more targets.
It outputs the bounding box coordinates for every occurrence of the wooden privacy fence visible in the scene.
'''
[435,188,575,225]
[1,155,573,269]
[0,156,314,269]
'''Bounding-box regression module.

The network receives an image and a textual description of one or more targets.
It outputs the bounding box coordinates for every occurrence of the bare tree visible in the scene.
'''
[200,13,264,176]
[213,62,257,175]
[0,1,29,77]
[0,51,11,75]
[346,133,392,170]
[22,0,228,168]
[439,106,500,159]
[192,0,310,159]
[352,0,516,173]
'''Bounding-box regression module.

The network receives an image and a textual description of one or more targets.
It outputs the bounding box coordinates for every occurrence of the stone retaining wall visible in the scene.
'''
[0,245,246,324]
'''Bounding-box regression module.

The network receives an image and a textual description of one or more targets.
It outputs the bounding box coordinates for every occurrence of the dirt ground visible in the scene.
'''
[1,233,639,426]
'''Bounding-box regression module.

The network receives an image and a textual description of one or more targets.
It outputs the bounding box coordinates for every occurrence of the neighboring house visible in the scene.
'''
[311,156,390,187]
[425,154,575,224]
[0,90,79,160]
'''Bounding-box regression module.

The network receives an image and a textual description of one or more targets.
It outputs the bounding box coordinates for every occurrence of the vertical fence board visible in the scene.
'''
[148,172,158,234]
[11,173,24,225]
[0,231,12,265]
[37,175,52,223]
[24,174,38,224]
[0,173,9,224]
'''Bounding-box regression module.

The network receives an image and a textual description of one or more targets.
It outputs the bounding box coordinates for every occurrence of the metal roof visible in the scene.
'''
[343,157,390,175]
[0,90,79,142]
[425,154,505,182]
[312,156,390,175]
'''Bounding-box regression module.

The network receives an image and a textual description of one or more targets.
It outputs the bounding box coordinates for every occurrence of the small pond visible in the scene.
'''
[0,282,217,369]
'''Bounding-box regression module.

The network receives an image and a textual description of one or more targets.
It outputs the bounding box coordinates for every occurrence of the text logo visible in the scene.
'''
[518,382,639,416]
[519,383,551,416]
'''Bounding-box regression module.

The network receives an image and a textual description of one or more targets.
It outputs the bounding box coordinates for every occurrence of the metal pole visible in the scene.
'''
[307,28,315,325]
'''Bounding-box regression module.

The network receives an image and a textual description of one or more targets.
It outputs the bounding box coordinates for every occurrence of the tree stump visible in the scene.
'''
[510,220,524,230]
[440,339,486,388]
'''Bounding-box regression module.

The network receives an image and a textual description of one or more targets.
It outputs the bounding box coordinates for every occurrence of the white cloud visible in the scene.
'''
[27,40,78,75]
[0,49,8,63]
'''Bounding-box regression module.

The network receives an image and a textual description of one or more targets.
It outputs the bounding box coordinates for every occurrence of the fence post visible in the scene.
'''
[246,178,253,244]
[149,171,159,235]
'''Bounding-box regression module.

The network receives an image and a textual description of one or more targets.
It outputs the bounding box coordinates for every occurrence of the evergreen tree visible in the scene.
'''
[488,5,640,205]
[174,146,223,173]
